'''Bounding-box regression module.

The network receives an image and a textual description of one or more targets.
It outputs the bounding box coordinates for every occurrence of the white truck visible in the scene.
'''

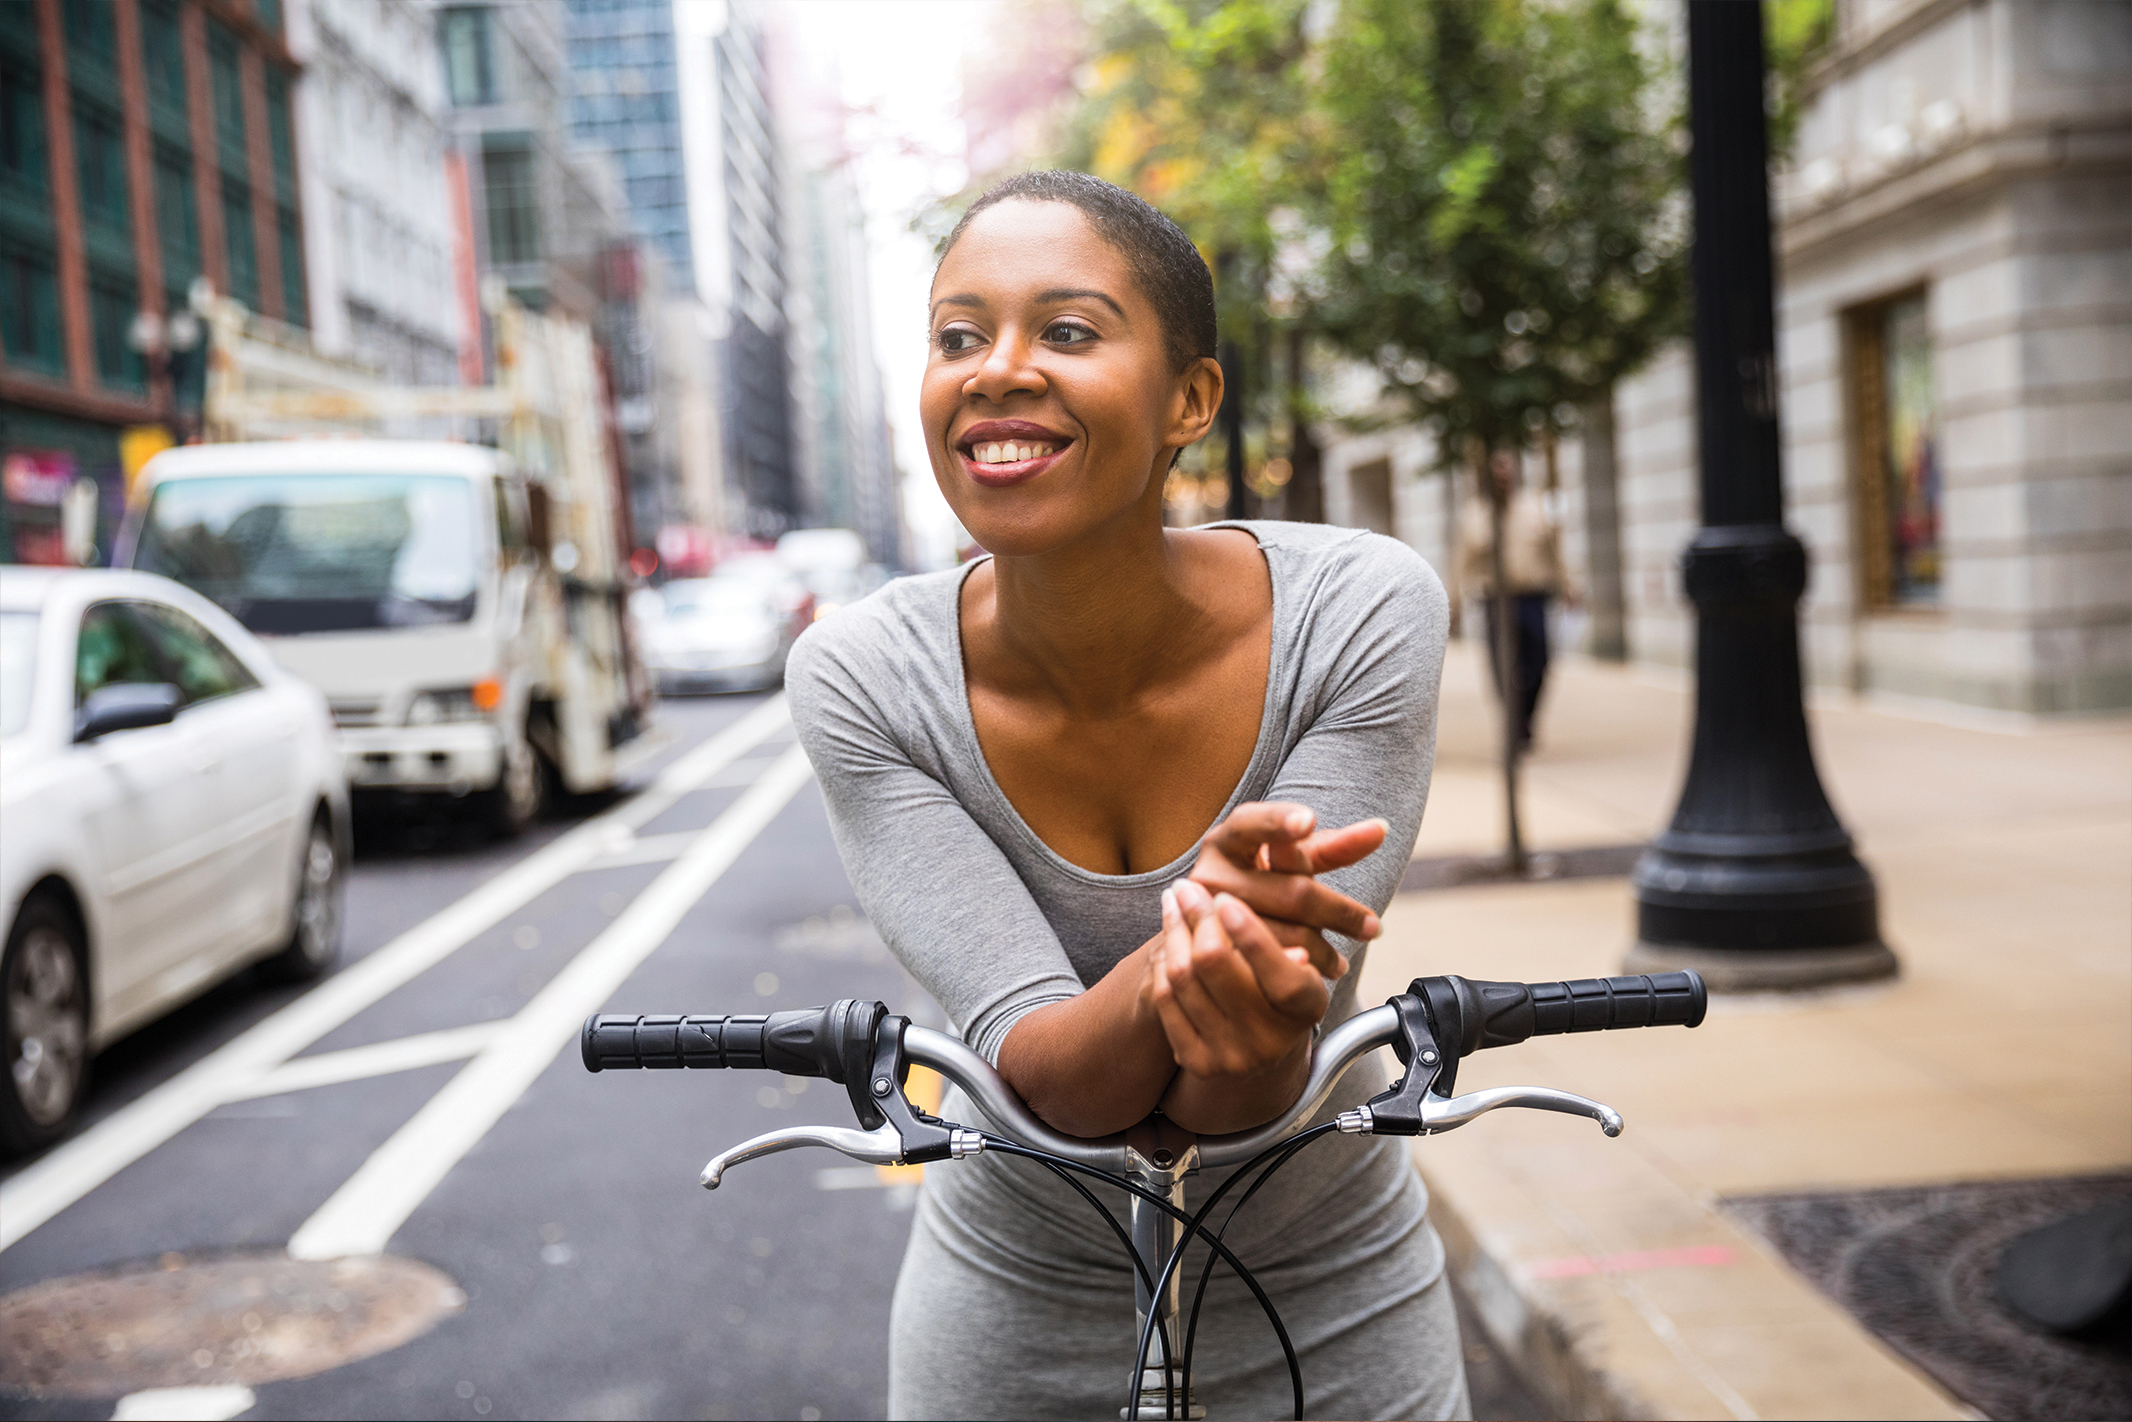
[117,294,658,836]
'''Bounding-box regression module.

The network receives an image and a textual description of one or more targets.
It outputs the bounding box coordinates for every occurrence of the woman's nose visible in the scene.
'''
[963,330,1046,403]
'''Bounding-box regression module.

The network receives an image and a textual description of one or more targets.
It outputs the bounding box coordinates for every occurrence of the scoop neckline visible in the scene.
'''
[945,522,1290,888]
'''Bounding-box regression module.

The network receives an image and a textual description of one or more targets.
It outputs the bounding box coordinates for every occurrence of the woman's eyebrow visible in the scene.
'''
[931,293,985,315]
[1037,287,1127,318]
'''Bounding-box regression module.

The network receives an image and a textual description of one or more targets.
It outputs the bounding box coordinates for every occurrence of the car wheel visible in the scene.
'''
[1,895,90,1156]
[260,811,343,984]
[478,728,546,840]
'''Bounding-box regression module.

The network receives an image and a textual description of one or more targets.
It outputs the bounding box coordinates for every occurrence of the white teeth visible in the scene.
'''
[971,440,1059,464]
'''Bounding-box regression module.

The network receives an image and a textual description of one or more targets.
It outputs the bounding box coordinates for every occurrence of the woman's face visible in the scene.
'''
[923,200,1220,557]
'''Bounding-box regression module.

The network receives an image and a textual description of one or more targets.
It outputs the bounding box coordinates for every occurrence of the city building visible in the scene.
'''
[1318,0,2131,716]
[679,0,799,543]
[564,0,690,296]
[285,0,460,387]
[1,0,305,563]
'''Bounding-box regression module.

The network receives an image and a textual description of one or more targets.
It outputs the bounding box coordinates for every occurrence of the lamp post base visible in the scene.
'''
[1624,940,1898,993]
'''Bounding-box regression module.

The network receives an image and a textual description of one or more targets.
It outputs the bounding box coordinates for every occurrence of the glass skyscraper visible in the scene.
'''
[563,0,692,295]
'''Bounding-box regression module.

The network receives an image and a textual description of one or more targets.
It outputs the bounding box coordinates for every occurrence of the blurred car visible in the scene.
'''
[0,568,349,1155]
[638,577,798,693]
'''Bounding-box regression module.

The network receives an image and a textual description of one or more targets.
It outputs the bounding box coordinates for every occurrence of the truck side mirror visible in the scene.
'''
[526,483,553,558]
[75,682,182,743]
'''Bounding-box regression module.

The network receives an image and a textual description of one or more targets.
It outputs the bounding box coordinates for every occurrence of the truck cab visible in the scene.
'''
[120,439,655,836]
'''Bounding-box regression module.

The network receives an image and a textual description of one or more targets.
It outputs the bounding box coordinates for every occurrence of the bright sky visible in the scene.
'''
[779,0,1000,569]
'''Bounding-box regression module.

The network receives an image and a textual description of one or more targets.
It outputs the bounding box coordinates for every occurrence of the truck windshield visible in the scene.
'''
[134,474,485,634]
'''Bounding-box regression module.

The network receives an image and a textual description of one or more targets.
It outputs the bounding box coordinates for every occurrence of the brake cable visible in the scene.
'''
[1024,1156,1179,1404]
[1125,1123,1340,1422]
[1176,1122,1342,1395]
[979,1136,1303,1421]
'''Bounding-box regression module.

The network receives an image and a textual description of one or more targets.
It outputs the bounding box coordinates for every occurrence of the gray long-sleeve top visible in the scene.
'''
[786,522,1456,1416]
[787,520,1448,1068]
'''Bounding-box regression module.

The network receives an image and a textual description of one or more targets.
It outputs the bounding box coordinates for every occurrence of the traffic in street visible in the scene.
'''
[1,692,926,1422]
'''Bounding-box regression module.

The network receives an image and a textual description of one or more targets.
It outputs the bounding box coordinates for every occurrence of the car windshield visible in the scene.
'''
[0,610,36,739]
[134,474,485,634]
[660,581,771,618]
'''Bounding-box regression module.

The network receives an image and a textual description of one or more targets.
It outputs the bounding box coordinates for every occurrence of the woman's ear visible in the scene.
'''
[1165,355,1225,453]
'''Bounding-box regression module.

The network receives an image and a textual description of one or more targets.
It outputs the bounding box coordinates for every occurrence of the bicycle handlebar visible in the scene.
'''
[581,971,1704,1173]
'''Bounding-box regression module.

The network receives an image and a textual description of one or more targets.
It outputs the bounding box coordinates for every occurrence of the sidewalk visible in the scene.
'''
[1368,643,2132,1420]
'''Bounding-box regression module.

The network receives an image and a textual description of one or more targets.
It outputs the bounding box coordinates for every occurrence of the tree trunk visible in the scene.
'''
[1284,327,1324,523]
[1484,449,1527,872]
[1580,391,1628,661]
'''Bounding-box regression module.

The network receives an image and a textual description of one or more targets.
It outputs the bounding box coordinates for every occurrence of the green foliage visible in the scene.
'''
[1314,0,1687,456]
[1765,0,1836,160]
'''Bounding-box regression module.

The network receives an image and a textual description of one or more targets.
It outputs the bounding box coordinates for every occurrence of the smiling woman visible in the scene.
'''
[785,172,1464,1420]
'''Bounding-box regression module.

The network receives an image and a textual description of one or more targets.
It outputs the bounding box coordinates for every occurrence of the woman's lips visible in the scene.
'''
[960,438,1070,488]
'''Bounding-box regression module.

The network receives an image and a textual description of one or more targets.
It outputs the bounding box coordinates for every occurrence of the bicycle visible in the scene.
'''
[582,969,1707,1420]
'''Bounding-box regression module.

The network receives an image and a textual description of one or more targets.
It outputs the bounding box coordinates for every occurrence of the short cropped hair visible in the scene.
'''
[938,170,1218,374]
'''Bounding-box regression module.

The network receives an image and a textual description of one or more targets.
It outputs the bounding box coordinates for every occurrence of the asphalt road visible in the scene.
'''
[0,691,1541,1422]
[1,693,923,1421]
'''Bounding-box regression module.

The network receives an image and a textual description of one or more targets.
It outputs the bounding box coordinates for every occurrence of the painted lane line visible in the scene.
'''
[110,1386,256,1421]
[225,1022,509,1101]
[583,829,703,871]
[0,697,792,1255]
[288,744,816,1261]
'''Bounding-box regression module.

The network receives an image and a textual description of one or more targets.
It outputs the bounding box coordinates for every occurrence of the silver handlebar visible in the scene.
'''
[901,1004,1407,1171]
[702,1002,1627,1189]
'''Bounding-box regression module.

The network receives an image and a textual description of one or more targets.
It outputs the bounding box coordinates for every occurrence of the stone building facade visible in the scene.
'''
[1320,0,2130,716]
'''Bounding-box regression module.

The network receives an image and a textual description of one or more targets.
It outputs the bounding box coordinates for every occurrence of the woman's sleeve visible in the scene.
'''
[1262,535,1450,952]
[786,619,1085,1065]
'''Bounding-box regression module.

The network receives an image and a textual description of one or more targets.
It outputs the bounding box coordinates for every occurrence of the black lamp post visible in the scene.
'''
[1625,0,1895,991]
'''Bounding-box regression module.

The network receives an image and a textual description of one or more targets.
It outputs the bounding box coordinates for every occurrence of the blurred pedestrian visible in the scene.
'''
[1457,450,1572,752]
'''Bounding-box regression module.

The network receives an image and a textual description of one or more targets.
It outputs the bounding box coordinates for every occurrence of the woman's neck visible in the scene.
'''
[978,503,1226,719]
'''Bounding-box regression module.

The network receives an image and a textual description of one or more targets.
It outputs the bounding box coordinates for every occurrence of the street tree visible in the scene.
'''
[1314,0,1687,869]
[1053,0,1330,519]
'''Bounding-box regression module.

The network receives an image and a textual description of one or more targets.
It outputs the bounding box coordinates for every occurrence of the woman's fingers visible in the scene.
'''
[1166,882,1295,1076]
[1202,803,1317,866]
[1263,918,1349,979]
[1189,854,1383,940]
[1213,895,1328,1023]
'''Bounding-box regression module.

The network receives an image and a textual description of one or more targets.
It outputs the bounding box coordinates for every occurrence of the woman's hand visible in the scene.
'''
[1187,802,1389,979]
[1142,879,1329,1133]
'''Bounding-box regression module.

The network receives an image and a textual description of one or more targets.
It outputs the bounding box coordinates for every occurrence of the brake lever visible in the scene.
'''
[701,1017,986,1188]
[1336,1084,1624,1138]
[701,1122,905,1188]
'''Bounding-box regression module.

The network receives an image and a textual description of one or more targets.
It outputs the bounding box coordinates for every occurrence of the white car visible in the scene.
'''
[0,568,349,1155]
[639,577,800,693]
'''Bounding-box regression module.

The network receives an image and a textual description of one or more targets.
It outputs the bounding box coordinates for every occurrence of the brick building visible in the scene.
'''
[1,0,304,564]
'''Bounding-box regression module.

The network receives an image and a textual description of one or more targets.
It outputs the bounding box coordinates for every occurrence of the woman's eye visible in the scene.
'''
[936,328,983,354]
[1044,321,1095,345]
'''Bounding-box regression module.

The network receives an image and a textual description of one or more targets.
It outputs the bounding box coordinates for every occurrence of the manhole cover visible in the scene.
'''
[1725,1175,2132,1421]
[0,1252,463,1396]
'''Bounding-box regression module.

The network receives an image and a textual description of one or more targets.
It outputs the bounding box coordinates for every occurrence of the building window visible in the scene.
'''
[155,144,198,281]
[222,177,258,308]
[0,57,45,199]
[61,0,117,73]
[208,22,246,165]
[141,1,186,127]
[73,105,128,238]
[1850,291,1942,609]
[278,203,305,327]
[0,244,65,377]
[90,269,143,390]
[266,70,296,197]
[482,143,539,264]
[254,0,282,35]
[442,9,497,107]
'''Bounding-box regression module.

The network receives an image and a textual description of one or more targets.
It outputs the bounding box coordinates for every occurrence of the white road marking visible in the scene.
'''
[110,1386,256,1421]
[0,698,793,1255]
[224,1022,508,1101]
[583,829,703,870]
[287,744,816,1261]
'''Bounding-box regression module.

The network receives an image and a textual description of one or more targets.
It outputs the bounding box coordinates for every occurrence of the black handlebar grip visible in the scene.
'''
[1414,971,1705,1058]
[582,1000,887,1081]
